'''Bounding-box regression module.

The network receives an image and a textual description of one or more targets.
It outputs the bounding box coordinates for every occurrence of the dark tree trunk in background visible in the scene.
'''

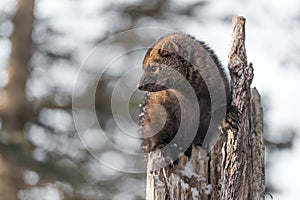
[146,16,265,200]
[0,0,34,199]
[1,0,35,138]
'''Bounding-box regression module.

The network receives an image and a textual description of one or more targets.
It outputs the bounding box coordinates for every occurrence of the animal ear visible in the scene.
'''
[158,41,179,56]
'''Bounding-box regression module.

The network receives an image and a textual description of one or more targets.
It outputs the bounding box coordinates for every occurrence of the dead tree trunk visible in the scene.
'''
[146,16,265,200]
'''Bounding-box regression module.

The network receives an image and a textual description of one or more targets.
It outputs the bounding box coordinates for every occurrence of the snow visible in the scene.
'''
[181,162,205,181]
[179,162,212,197]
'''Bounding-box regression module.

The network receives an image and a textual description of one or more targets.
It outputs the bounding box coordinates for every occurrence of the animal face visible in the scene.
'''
[138,62,170,92]
[138,46,186,92]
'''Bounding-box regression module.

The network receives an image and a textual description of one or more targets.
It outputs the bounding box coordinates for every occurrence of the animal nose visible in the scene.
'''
[138,83,145,90]
[138,80,151,91]
[138,74,150,90]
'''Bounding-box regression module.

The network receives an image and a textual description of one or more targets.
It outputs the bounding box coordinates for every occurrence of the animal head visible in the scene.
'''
[138,34,188,92]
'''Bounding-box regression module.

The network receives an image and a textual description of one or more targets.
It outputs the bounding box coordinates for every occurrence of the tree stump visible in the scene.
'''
[145,16,265,200]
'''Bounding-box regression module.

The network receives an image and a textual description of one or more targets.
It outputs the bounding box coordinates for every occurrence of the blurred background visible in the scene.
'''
[0,0,299,199]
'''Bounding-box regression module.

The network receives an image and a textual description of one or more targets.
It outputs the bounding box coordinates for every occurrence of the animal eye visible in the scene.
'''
[150,66,158,72]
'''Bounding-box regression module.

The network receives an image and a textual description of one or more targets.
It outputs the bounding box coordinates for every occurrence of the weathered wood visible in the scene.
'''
[145,16,265,200]
[210,140,222,199]
[220,16,254,200]
[250,88,265,200]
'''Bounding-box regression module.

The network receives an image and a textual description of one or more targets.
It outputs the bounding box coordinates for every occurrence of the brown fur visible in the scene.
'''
[138,33,231,157]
